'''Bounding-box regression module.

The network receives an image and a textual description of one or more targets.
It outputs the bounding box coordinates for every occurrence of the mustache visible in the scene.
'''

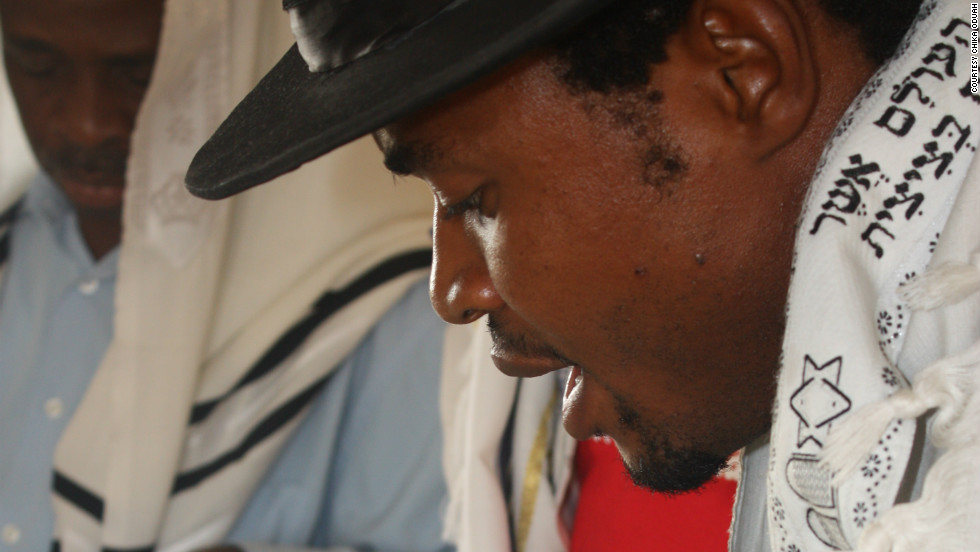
[486,314,570,364]
[49,140,129,178]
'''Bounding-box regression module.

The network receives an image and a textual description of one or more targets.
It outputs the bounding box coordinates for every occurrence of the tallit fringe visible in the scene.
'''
[855,405,979,552]
[897,254,980,311]
[820,260,980,552]
[821,340,979,484]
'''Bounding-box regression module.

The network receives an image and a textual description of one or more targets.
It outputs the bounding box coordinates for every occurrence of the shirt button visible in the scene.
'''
[78,279,99,295]
[2,523,20,544]
[45,398,64,419]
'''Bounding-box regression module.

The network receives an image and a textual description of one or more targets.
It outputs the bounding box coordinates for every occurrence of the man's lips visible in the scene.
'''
[490,342,602,442]
[485,318,604,441]
[58,173,125,208]
[489,346,570,377]
[61,173,123,190]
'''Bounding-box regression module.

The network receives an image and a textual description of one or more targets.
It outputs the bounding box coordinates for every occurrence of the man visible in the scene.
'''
[438,329,739,552]
[0,1,453,551]
[188,0,979,550]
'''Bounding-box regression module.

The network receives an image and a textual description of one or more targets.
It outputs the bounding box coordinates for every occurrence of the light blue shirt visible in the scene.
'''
[230,279,453,552]
[0,175,118,552]
[0,174,452,551]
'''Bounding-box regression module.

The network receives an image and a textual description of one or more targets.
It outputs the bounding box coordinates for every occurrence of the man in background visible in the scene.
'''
[188,0,979,550]
[0,1,452,550]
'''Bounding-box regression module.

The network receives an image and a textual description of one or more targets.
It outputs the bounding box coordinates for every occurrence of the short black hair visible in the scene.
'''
[554,0,924,94]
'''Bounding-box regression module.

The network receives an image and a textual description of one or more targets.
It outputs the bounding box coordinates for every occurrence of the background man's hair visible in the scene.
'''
[554,0,924,94]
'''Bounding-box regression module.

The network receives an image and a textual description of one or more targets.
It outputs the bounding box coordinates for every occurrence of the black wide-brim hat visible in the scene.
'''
[185,0,614,199]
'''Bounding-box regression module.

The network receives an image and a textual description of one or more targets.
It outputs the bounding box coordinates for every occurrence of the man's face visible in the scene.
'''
[378,51,805,493]
[0,0,163,219]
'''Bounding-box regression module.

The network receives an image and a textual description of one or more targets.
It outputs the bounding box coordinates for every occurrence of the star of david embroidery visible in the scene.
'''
[790,356,851,449]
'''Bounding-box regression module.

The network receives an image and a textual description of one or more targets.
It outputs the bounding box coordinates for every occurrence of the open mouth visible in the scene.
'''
[562,364,597,440]
[484,318,605,441]
[564,365,583,400]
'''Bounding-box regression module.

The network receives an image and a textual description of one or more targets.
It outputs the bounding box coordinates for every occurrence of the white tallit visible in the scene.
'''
[767,1,979,551]
[0,23,36,231]
[0,58,33,211]
[440,323,577,552]
[47,2,435,550]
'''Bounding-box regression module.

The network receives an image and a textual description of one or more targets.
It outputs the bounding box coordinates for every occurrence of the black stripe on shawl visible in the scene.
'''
[171,375,328,494]
[0,199,24,267]
[188,248,432,424]
[50,380,333,529]
[52,538,155,552]
[0,199,20,226]
[0,231,11,266]
[499,378,523,549]
[48,247,433,530]
[52,471,105,521]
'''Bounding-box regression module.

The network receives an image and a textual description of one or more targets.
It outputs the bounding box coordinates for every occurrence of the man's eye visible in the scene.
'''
[117,59,156,89]
[443,187,484,221]
[5,50,57,77]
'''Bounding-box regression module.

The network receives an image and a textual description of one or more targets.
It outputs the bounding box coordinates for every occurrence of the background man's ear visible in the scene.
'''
[676,0,817,158]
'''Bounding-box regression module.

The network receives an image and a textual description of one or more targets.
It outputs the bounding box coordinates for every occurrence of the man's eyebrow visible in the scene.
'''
[2,36,154,67]
[3,36,56,54]
[382,140,440,176]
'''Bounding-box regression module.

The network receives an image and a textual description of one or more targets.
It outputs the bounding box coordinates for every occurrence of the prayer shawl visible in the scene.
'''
[0,198,18,275]
[440,323,577,552]
[439,327,741,552]
[0,43,34,211]
[0,27,33,279]
[765,1,980,551]
[0,2,434,550]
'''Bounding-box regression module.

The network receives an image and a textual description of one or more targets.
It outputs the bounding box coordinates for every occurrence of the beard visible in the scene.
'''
[614,395,730,494]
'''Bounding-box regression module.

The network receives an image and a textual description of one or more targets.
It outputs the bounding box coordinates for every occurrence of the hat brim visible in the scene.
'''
[186,0,612,199]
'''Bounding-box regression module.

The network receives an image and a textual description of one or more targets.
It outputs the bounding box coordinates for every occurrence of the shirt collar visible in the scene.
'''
[22,172,120,275]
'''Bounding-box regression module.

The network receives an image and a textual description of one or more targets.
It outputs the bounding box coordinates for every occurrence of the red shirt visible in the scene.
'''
[570,437,737,551]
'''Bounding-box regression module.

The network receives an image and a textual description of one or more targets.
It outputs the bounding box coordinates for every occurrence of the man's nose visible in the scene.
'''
[59,73,135,147]
[429,220,504,325]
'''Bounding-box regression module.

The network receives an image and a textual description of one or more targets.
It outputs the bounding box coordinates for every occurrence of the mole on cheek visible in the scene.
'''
[634,266,648,276]
[695,253,706,266]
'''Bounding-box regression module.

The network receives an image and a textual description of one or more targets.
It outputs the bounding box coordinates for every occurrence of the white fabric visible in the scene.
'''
[48,1,435,550]
[0,27,36,212]
[440,323,575,552]
[766,1,980,551]
[820,157,980,552]
[504,371,573,552]
[440,324,519,552]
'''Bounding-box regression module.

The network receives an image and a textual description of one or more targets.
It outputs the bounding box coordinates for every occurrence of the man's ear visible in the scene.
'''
[674,0,817,158]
